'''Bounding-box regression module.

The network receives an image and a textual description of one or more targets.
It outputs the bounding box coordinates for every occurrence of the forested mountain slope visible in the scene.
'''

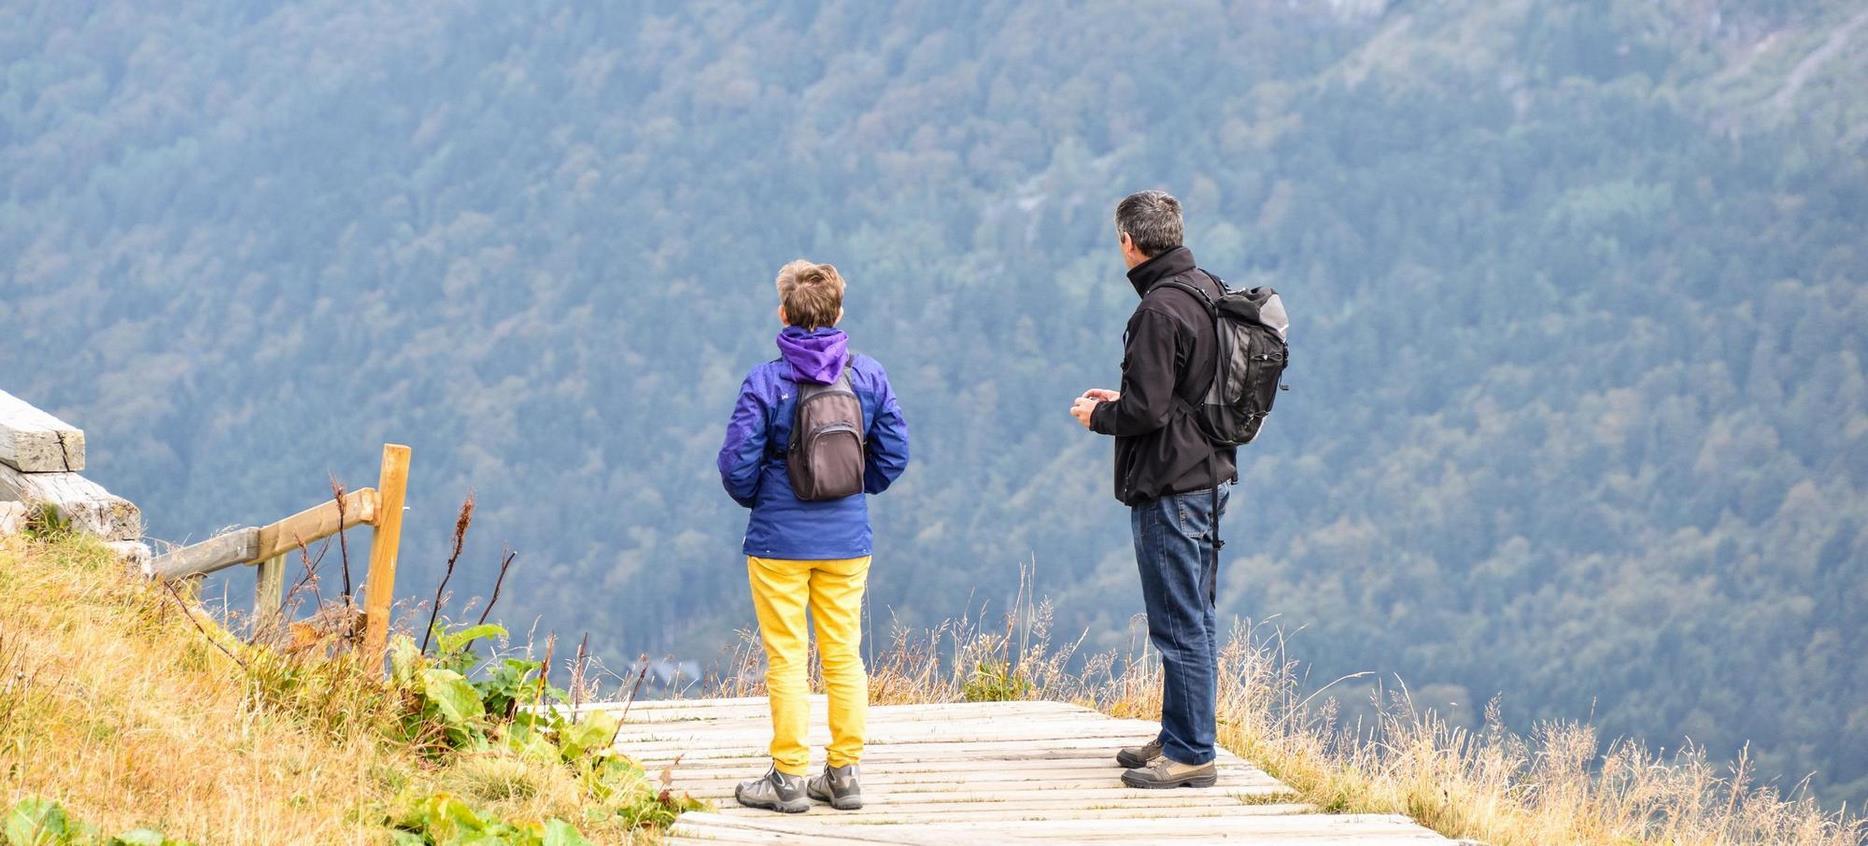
[4,0,1864,806]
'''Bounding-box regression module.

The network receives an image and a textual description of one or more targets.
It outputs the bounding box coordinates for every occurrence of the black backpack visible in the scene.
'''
[786,368,866,501]
[1163,272,1290,447]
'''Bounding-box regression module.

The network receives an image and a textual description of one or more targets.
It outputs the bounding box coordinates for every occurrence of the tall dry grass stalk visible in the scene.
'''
[708,569,1861,846]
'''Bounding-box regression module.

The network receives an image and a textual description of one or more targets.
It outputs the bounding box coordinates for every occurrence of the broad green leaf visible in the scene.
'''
[540,820,592,846]
[418,793,484,843]
[387,634,423,687]
[504,730,558,764]
[436,623,507,657]
[420,668,486,727]
[556,710,618,762]
[107,830,169,846]
[6,798,69,846]
[387,832,425,846]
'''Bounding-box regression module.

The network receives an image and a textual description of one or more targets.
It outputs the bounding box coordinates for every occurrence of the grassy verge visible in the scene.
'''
[0,532,692,845]
[713,584,1862,846]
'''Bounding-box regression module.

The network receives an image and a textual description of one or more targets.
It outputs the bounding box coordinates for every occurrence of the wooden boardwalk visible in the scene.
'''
[604,696,1450,844]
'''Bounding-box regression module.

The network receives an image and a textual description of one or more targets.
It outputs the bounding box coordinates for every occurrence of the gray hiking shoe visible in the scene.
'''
[1121,756,1218,789]
[735,766,811,813]
[806,763,863,810]
[1115,738,1163,768]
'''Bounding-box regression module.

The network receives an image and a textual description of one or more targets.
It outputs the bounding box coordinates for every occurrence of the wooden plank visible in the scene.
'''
[360,444,410,665]
[252,487,378,563]
[647,755,1266,775]
[151,528,260,580]
[837,815,1449,840]
[0,390,84,472]
[665,774,1286,794]
[612,707,1115,733]
[253,553,286,640]
[669,812,963,845]
[709,791,1292,810]
[709,803,1316,824]
[0,463,139,540]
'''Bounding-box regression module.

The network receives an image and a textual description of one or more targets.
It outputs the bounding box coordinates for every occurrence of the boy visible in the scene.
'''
[716,259,910,812]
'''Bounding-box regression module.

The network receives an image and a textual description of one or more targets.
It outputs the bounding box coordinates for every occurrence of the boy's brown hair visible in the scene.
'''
[775,260,845,330]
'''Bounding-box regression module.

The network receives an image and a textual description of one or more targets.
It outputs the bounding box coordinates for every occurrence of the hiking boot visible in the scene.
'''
[735,766,811,813]
[1121,756,1218,789]
[1115,738,1163,769]
[806,763,864,810]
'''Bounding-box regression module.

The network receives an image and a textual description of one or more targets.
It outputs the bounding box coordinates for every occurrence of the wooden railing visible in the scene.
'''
[151,444,411,659]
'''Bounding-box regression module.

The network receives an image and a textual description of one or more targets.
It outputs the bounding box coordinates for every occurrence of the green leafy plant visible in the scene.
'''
[19,505,70,541]
[961,657,1035,702]
[384,621,703,837]
[3,798,186,846]
[388,792,589,846]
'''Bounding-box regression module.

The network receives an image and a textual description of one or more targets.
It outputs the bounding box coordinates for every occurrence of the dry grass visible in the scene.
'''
[0,532,666,845]
[710,576,1863,846]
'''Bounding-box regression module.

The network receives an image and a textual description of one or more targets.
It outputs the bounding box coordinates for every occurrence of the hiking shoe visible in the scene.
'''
[735,766,811,813]
[1115,738,1164,769]
[1121,756,1218,789]
[806,763,863,810]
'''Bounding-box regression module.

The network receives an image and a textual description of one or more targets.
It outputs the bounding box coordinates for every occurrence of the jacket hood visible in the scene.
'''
[776,326,849,384]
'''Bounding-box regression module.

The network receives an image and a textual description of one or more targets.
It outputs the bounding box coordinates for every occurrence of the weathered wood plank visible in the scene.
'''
[605,701,1089,724]
[253,488,378,563]
[611,707,1118,734]
[254,554,286,639]
[709,802,1317,824]
[647,754,1271,776]
[0,463,139,540]
[832,815,1450,840]
[668,812,963,845]
[359,444,410,663]
[151,528,261,580]
[0,390,84,472]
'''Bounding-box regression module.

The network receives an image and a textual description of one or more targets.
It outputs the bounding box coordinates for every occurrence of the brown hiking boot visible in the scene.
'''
[734,766,811,813]
[806,763,863,810]
[1121,756,1218,789]
[1114,738,1163,768]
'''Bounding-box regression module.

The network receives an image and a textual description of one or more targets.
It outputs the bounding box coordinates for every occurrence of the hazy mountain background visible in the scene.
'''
[4,0,1864,807]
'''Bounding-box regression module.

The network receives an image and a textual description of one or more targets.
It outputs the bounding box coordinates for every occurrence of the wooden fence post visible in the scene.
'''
[254,553,285,641]
[360,443,411,666]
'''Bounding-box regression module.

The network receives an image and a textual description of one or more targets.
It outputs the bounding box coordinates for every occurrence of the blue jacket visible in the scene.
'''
[717,326,910,559]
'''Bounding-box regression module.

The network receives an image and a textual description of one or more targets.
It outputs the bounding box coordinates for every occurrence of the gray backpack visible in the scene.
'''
[786,368,866,501]
[1162,272,1290,446]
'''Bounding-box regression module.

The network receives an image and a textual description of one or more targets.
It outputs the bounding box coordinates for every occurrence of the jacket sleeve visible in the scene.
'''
[717,373,769,508]
[1089,306,1183,437]
[864,364,911,494]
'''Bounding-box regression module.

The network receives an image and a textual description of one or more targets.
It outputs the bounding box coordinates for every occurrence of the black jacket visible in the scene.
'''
[1089,246,1237,505]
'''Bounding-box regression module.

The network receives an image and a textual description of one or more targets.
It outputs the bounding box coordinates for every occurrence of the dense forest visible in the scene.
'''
[4,0,1864,808]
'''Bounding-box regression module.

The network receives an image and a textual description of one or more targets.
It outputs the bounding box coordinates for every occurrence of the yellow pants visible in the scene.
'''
[746,555,870,775]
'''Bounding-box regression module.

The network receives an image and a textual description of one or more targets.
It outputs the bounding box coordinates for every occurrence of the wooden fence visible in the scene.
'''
[150,444,411,661]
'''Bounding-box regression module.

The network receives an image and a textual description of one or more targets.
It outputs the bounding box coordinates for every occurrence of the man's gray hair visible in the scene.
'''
[1115,190,1184,257]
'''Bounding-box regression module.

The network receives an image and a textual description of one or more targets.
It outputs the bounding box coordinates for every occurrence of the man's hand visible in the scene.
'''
[1071,389,1118,429]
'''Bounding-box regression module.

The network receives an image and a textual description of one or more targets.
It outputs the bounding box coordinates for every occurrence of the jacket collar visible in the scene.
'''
[1126,246,1197,298]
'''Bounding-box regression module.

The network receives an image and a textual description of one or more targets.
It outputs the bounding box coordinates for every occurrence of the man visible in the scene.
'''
[1070,189,1235,789]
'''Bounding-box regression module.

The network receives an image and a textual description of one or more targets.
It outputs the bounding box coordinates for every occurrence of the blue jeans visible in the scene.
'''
[1131,485,1228,766]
